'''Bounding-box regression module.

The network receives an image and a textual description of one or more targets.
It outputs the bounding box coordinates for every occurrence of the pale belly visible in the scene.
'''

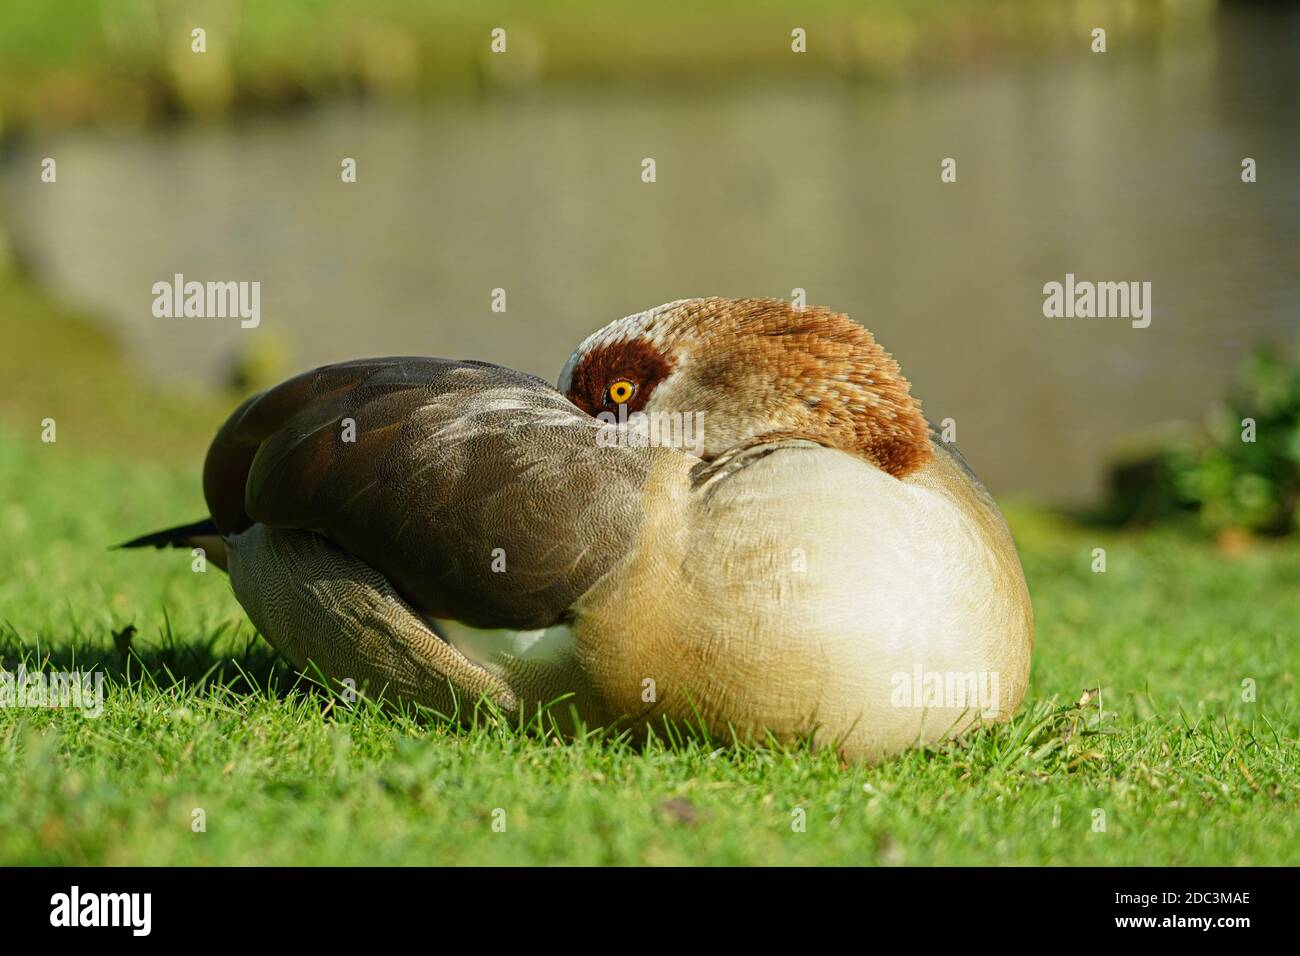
[427,618,576,667]
[569,443,1034,759]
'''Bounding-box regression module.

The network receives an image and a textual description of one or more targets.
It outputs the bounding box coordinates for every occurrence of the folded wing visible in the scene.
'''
[203,357,672,630]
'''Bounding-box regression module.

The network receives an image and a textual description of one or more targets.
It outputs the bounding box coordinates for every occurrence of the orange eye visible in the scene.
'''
[606,379,636,405]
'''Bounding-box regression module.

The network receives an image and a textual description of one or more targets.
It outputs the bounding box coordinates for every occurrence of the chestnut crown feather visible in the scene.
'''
[559,297,934,478]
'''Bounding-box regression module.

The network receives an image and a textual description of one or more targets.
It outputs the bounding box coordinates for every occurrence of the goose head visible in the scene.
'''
[557,296,935,477]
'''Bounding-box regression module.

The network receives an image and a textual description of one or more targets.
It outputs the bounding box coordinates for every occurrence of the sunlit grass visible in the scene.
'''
[1,427,1296,865]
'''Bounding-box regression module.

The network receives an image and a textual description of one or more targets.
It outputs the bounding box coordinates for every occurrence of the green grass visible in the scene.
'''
[0,263,1295,866]
[1,421,1297,865]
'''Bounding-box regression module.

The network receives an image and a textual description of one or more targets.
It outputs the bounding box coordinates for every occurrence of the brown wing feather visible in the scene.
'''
[203,357,670,630]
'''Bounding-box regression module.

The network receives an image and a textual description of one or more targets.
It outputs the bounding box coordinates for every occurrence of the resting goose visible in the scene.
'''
[123,297,1032,760]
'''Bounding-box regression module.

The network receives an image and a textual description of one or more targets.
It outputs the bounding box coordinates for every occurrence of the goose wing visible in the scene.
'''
[203,357,673,630]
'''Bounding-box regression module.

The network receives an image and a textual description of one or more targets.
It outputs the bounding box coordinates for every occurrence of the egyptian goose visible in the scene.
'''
[123,297,1032,760]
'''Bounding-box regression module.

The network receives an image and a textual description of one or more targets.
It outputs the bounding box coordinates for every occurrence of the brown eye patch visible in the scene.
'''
[564,339,675,417]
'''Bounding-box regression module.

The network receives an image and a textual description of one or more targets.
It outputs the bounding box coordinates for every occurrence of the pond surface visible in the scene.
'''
[4,6,1298,503]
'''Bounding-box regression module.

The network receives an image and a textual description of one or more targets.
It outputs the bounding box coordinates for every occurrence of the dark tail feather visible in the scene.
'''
[116,518,219,550]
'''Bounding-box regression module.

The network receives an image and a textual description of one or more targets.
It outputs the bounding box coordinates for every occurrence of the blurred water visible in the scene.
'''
[4,7,1298,503]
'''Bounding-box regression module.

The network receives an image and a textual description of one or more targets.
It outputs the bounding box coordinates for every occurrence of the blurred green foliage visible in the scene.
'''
[1105,341,1300,536]
[0,0,1214,133]
[1168,343,1300,534]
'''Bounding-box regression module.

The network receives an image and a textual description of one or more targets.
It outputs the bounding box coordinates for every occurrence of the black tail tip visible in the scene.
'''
[115,518,218,551]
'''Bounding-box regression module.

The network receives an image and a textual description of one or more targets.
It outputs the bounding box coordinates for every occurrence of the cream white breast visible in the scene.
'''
[570,440,1032,759]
